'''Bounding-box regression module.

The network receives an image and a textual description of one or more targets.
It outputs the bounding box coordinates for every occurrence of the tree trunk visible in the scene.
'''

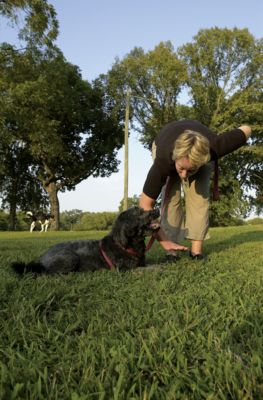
[9,198,17,231]
[46,182,60,230]
[8,177,18,231]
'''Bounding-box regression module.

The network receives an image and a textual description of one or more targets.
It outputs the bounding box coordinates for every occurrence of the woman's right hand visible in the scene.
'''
[156,228,188,253]
[239,125,252,139]
[139,192,188,254]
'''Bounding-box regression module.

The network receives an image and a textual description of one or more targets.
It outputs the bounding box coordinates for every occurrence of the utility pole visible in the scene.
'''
[123,89,130,211]
[122,91,157,211]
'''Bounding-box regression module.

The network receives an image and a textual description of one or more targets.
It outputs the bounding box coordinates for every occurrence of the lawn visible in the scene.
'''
[0,224,263,399]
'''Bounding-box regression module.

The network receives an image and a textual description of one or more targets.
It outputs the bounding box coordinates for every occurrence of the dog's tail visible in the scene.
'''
[11,261,45,275]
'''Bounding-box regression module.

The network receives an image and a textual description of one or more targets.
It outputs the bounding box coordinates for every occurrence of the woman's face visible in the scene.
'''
[175,157,198,179]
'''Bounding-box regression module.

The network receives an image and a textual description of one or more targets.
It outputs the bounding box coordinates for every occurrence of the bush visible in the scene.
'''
[60,209,83,230]
[0,210,8,231]
[73,212,118,231]
[246,217,263,225]
[0,210,28,231]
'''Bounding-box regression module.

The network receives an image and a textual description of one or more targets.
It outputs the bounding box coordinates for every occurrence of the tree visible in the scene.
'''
[60,209,83,231]
[118,195,139,212]
[103,42,187,149]
[178,28,262,129]
[105,28,262,221]
[0,210,8,230]
[0,45,124,229]
[0,139,48,230]
[209,172,250,226]
[0,0,58,47]
[0,44,49,229]
[73,212,117,231]
[178,27,263,217]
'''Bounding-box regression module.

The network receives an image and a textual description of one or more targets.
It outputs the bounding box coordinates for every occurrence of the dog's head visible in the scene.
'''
[111,206,160,247]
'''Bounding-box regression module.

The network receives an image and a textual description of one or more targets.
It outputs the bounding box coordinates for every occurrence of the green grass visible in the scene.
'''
[0,225,263,399]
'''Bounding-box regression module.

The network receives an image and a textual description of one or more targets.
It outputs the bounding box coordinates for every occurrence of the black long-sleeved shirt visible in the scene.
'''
[143,119,247,200]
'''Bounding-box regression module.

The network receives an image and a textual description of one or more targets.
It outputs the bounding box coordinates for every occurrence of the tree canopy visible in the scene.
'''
[0,45,124,228]
[0,0,58,47]
[103,42,188,148]
[1,21,262,227]
[178,28,263,216]
[103,28,262,220]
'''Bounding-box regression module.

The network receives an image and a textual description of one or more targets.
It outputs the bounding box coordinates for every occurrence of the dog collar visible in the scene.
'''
[99,241,140,270]
[116,243,139,257]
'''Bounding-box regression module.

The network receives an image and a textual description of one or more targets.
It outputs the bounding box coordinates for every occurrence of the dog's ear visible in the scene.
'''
[111,208,141,246]
[118,206,141,219]
[112,220,130,247]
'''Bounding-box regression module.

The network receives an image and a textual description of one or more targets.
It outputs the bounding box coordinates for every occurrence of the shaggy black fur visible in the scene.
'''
[12,207,160,274]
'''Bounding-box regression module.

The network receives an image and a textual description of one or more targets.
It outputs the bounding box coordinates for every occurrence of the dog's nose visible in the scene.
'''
[151,208,160,217]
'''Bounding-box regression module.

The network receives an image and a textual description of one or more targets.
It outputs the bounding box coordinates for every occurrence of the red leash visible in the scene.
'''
[145,176,173,252]
[213,159,219,201]
[145,234,157,251]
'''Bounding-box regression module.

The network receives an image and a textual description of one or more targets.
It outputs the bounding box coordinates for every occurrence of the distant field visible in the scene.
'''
[0,224,263,399]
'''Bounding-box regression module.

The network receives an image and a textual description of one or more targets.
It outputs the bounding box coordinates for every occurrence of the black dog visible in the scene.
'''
[12,207,160,274]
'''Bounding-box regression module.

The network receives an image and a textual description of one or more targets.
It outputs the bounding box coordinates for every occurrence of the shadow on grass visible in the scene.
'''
[145,228,262,266]
[205,230,263,255]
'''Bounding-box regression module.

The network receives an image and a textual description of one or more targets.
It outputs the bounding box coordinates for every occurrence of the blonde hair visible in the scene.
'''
[172,130,211,169]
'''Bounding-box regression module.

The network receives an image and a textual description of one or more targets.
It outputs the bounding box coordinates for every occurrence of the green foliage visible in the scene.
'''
[0,44,123,229]
[60,209,83,231]
[0,139,49,229]
[73,211,118,231]
[0,0,59,47]
[118,195,140,211]
[105,27,262,223]
[1,25,262,228]
[15,211,31,231]
[210,162,251,226]
[178,27,257,127]
[247,217,263,225]
[60,210,117,231]
[2,47,122,183]
[0,224,263,398]
[103,41,187,149]
[0,210,42,231]
[178,28,263,216]
[0,210,8,230]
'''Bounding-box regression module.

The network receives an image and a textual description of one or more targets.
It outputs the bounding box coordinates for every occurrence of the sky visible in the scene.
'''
[1,0,262,212]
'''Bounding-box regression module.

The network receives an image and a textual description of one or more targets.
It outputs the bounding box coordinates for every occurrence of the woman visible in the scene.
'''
[139,119,251,260]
